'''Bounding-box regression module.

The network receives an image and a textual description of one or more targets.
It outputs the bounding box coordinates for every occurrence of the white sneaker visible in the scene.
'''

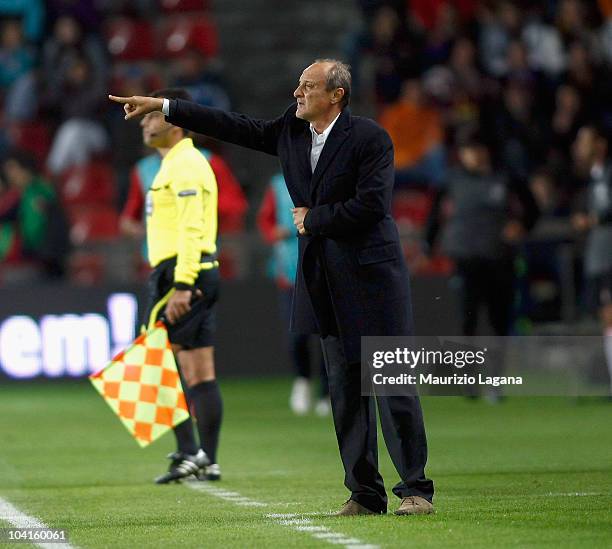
[195,449,210,468]
[204,463,221,481]
[290,377,311,415]
[314,398,331,417]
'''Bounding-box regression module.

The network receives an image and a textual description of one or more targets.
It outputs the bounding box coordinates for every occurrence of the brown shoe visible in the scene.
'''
[395,496,434,515]
[334,499,381,516]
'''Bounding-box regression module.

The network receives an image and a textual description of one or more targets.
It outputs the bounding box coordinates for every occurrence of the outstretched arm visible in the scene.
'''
[109,94,285,156]
[168,99,283,156]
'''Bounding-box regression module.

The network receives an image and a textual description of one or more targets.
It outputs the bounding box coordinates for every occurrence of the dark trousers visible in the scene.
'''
[451,257,513,396]
[320,334,434,513]
[454,257,515,337]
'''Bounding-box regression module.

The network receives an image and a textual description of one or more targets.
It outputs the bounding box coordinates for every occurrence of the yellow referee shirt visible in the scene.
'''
[146,138,218,286]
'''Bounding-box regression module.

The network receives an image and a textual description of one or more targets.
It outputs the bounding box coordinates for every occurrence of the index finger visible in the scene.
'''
[108,94,131,104]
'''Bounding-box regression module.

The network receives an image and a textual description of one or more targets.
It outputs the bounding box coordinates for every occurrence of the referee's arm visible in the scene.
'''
[173,178,208,290]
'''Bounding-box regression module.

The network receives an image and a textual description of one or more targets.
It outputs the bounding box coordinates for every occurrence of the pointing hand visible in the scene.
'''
[108,95,165,120]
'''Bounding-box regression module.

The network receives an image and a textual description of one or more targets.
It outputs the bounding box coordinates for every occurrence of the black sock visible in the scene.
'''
[173,369,198,455]
[173,417,198,456]
[189,380,223,464]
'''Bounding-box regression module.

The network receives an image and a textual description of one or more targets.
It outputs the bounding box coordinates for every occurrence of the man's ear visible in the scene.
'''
[331,88,345,104]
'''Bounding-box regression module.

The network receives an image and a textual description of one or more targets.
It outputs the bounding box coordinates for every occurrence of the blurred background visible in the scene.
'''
[0,0,611,384]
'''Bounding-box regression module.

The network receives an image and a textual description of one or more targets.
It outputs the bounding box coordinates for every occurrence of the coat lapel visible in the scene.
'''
[295,124,311,180]
[310,108,351,202]
[292,124,312,205]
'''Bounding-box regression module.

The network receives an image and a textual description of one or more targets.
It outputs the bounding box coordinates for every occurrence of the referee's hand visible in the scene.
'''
[165,289,202,325]
[108,94,164,120]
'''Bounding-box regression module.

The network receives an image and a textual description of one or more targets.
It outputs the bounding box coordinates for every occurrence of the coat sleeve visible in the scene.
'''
[168,99,285,156]
[304,127,394,237]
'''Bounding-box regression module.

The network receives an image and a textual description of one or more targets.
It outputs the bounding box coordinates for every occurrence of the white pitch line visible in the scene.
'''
[443,492,605,498]
[264,513,380,549]
[185,480,268,508]
[278,518,311,526]
[184,482,379,548]
[267,512,326,518]
[542,492,603,497]
[296,525,329,532]
[0,497,74,548]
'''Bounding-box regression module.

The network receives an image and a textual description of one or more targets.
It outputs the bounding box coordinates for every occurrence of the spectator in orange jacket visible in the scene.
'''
[379,78,446,188]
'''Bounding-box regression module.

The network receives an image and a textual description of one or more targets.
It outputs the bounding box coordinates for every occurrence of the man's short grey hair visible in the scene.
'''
[315,58,351,107]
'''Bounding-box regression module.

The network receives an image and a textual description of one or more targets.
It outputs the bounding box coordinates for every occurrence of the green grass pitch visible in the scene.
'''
[0,379,610,548]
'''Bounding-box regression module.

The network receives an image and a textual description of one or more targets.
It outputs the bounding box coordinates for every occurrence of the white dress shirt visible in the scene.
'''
[309,112,341,173]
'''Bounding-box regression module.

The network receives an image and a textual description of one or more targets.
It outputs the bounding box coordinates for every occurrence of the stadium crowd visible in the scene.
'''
[0,0,611,331]
[0,0,241,283]
[352,0,612,329]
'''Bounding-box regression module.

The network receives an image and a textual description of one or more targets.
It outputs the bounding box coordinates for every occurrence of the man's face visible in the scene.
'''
[572,127,596,165]
[141,111,174,148]
[3,160,30,189]
[458,144,489,172]
[293,63,337,122]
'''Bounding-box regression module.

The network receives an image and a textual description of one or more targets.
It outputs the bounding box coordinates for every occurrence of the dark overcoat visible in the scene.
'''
[168,101,413,363]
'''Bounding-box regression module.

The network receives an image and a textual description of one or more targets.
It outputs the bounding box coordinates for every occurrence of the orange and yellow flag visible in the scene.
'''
[89,322,190,447]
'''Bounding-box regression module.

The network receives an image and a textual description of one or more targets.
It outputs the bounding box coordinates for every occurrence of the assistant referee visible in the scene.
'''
[141,88,223,484]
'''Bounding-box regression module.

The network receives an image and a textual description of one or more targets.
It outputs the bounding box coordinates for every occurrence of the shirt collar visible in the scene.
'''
[163,137,194,163]
[309,112,342,143]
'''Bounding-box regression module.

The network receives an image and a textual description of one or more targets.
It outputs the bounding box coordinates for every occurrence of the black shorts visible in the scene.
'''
[587,270,612,310]
[143,256,220,349]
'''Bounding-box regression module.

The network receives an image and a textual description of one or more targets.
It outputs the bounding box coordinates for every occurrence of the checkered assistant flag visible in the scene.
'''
[89,321,190,447]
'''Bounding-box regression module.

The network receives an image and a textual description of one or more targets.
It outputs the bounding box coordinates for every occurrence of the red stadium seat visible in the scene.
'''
[425,255,454,275]
[392,189,434,227]
[104,18,155,60]
[10,122,51,164]
[58,161,117,207]
[159,15,218,58]
[68,206,120,244]
[159,0,209,12]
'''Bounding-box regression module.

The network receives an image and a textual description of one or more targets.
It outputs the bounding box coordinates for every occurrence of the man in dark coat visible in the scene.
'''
[110,59,434,516]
